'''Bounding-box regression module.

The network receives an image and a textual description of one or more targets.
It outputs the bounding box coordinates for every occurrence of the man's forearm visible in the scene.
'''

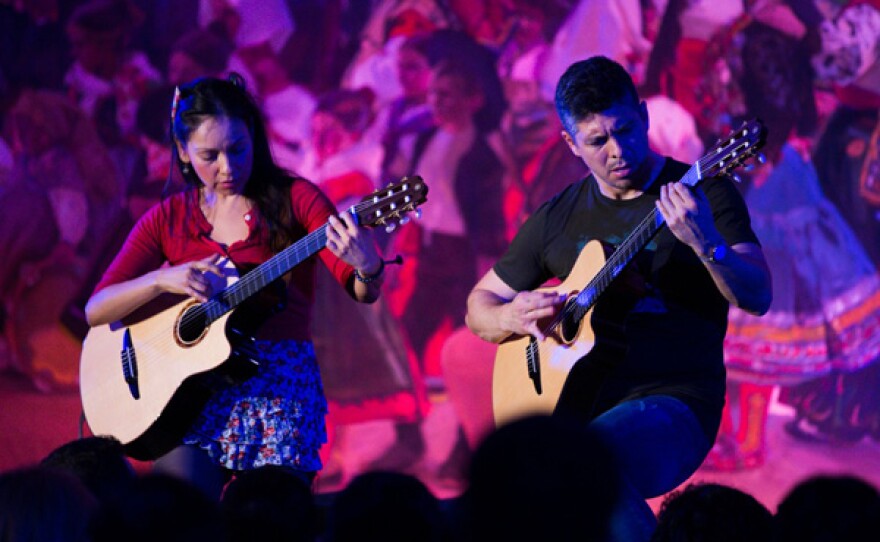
[466,289,514,344]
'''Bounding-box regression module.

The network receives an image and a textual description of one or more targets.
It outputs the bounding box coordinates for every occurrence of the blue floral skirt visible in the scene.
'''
[183,340,327,472]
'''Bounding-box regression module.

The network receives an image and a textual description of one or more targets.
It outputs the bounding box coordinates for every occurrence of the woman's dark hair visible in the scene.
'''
[171,74,298,252]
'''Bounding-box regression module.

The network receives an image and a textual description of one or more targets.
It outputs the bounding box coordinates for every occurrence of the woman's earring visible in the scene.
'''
[181,162,191,174]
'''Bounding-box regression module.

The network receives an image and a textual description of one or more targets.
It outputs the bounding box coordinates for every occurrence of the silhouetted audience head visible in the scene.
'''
[221,465,317,542]
[325,470,446,541]
[90,473,227,542]
[0,466,98,542]
[774,474,880,542]
[650,482,772,542]
[464,414,620,541]
[41,435,136,504]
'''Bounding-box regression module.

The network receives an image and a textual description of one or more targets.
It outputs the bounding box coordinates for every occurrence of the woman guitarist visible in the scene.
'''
[84,74,386,497]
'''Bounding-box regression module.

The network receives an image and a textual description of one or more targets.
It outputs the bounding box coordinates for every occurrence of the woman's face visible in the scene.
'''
[177,115,253,196]
[427,73,482,128]
[310,110,353,161]
[396,47,431,99]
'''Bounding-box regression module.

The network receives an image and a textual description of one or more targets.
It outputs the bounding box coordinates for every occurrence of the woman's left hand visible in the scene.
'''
[325,212,382,275]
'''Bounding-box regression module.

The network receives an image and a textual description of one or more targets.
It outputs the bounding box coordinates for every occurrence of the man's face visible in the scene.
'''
[562,99,653,194]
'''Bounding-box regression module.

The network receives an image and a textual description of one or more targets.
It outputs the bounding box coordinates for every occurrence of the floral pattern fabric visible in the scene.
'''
[183,340,327,473]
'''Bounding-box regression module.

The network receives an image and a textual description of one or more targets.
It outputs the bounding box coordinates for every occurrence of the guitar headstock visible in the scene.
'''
[352,175,429,230]
[696,119,767,182]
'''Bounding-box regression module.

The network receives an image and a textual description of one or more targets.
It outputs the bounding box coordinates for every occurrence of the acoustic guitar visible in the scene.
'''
[80,177,428,460]
[492,120,767,426]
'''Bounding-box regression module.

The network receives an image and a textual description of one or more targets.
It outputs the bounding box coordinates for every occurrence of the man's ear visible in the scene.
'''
[561,129,578,156]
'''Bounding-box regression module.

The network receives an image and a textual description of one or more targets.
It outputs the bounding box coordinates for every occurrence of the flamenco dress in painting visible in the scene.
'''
[724,144,880,444]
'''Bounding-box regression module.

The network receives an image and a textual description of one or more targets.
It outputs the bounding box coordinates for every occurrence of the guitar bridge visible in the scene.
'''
[526,337,542,395]
[121,328,140,400]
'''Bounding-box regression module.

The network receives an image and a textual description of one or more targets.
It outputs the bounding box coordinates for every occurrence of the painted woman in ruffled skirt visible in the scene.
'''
[712,143,880,469]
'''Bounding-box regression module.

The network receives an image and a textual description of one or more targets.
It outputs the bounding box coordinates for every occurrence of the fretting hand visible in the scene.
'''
[325,212,382,275]
[656,182,722,256]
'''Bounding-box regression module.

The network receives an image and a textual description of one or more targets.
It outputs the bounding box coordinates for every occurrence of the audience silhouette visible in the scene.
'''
[651,482,772,542]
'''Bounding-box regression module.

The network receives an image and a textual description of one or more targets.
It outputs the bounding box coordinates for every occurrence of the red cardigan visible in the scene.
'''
[94,179,355,342]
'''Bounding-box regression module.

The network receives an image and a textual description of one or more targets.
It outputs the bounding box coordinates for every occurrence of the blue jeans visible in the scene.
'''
[586,395,712,541]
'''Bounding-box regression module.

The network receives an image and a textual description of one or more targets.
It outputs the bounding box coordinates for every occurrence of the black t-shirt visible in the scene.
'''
[493,158,760,438]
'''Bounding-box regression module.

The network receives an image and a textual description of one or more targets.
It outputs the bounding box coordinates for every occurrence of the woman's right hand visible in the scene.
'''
[156,254,224,303]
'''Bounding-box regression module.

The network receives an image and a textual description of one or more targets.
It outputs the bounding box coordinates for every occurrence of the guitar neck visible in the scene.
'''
[202,226,328,322]
[568,163,702,319]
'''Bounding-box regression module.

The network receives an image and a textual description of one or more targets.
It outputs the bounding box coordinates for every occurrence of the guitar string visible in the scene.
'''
[173,187,415,330]
[122,184,424,365]
[530,129,758,369]
[126,217,330,357]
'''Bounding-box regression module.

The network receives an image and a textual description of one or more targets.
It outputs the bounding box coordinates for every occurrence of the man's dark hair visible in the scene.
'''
[554,56,640,136]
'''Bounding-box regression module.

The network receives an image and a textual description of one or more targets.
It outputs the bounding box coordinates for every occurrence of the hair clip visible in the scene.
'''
[170,86,181,122]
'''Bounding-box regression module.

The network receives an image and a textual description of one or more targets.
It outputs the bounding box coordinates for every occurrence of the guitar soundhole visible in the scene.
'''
[559,298,581,344]
[175,303,209,346]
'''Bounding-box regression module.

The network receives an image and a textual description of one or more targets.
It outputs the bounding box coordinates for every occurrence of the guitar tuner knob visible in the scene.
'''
[731,173,743,183]
[415,208,423,219]
[399,215,411,225]
[757,153,767,164]
[385,223,397,233]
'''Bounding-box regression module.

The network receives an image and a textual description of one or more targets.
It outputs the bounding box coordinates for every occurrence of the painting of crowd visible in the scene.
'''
[2,0,880,539]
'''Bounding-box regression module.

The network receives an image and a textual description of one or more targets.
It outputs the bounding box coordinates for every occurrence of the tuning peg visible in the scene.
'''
[756,153,766,164]
[385,222,397,233]
[415,208,422,219]
[399,215,411,225]
[730,173,743,183]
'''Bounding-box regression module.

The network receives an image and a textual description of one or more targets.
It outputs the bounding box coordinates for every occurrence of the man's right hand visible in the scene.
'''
[499,290,567,342]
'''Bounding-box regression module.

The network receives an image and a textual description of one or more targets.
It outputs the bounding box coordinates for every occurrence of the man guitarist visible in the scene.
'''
[465,56,772,540]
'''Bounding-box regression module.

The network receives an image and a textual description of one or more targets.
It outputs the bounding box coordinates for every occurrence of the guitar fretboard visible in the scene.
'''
[557,162,704,329]
[203,227,329,322]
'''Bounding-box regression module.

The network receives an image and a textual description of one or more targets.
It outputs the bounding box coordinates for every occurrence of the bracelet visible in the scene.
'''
[354,259,385,283]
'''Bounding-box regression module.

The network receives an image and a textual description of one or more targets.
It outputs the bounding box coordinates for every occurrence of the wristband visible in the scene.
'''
[354,259,385,283]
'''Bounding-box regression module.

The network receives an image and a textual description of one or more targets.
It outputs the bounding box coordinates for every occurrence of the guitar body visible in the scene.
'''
[493,240,606,426]
[78,177,430,460]
[491,120,767,427]
[80,262,259,460]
